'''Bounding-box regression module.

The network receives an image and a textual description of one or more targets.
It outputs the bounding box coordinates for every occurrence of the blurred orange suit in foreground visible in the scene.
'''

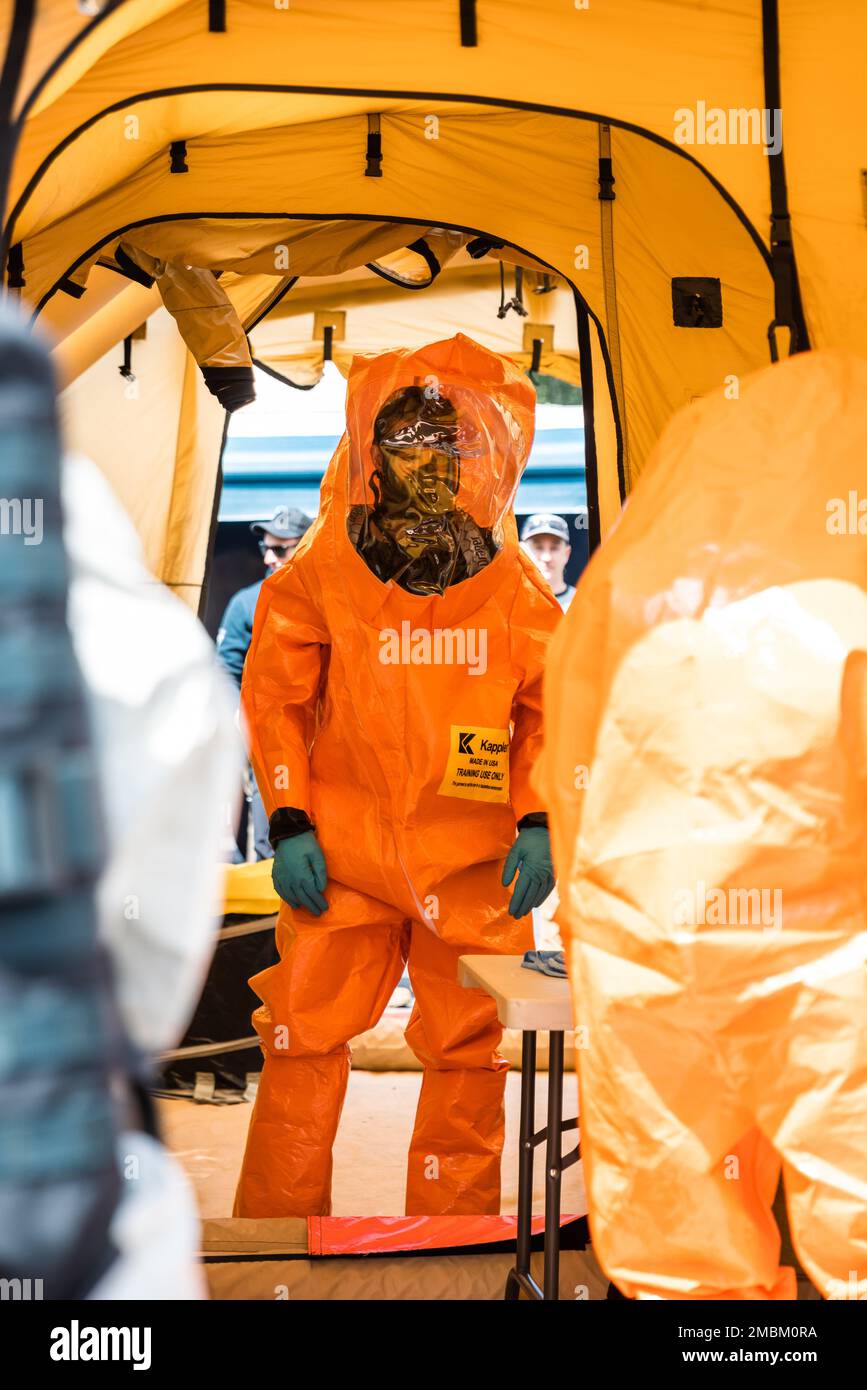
[538,351,867,1300]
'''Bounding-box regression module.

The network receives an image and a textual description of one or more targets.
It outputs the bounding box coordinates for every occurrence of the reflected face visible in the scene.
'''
[372,389,478,522]
[375,436,461,517]
[526,534,570,590]
[260,530,299,573]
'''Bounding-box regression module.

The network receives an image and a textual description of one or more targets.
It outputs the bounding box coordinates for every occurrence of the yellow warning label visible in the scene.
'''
[438,725,510,803]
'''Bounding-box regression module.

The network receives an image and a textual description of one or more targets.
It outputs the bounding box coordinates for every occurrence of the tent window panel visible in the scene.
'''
[671,277,723,329]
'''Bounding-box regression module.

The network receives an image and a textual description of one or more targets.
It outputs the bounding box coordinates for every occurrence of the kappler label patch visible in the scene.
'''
[438,725,510,803]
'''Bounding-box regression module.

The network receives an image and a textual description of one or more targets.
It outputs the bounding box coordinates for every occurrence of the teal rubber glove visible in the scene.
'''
[272,832,329,916]
[502,827,555,919]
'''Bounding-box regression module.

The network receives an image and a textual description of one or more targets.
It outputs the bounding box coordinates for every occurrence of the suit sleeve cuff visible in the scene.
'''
[268,807,315,848]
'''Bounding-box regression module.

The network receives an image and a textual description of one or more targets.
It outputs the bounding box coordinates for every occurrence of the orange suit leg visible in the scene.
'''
[750,963,867,1300]
[571,955,797,1300]
[233,886,406,1218]
[403,875,532,1216]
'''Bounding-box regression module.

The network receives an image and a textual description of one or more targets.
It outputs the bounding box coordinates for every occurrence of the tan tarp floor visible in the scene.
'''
[158,1069,586,1219]
[203,1238,609,1301]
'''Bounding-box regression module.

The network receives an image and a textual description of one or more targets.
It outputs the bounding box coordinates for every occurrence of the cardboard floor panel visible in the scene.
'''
[158,1068,586,1219]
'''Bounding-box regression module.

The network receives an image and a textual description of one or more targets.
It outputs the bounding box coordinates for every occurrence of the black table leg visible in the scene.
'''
[543,1030,565,1300]
[506,1029,537,1299]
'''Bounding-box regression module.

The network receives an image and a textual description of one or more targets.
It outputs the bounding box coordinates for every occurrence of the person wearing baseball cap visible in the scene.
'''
[520,513,576,611]
[217,507,313,685]
[217,506,313,858]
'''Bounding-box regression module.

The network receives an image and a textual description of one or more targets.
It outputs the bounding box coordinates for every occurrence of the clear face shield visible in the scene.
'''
[348,379,529,597]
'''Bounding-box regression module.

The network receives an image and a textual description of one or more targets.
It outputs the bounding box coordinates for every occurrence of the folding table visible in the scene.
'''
[458,953,579,1300]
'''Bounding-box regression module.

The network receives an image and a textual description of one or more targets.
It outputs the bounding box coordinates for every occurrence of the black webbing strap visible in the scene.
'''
[365,114,382,177]
[7,241,24,288]
[58,277,86,299]
[576,302,601,554]
[459,0,477,46]
[598,156,615,202]
[115,243,155,287]
[761,0,810,357]
[529,337,543,374]
[466,235,504,259]
[0,0,35,227]
[497,264,529,319]
[406,236,440,282]
[532,273,555,295]
[208,0,226,32]
[169,139,188,173]
[323,325,333,362]
[0,0,33,129]
[118,336,134,381]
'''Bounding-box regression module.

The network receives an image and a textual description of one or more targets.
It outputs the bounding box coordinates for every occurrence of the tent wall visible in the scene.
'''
[608,125,774,485]
[59,304,224,607]
[780,0,867,354]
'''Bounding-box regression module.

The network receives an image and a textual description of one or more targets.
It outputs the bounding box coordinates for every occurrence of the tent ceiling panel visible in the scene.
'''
[21,101,776,487]
[11,93,460,240]
[8,1,864,369]
[249,266,582,388]
[19,108,604,312]
[12,0,771,228]
[7,2,89,121]
[14,0,188,120]
[263,264,553,316]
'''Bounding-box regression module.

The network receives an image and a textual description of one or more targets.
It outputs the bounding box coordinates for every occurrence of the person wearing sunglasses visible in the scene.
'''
[216,506,312,858]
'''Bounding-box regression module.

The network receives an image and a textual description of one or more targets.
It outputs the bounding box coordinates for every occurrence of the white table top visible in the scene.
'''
[458,954,574,1031]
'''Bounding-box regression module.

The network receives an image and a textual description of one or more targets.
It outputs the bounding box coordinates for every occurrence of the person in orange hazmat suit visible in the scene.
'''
[233,335,561,1217]
[537,350,867,1300]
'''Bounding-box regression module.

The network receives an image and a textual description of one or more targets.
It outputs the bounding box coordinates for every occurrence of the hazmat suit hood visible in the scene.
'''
[536,349,867,1302]
[309,334,536,597]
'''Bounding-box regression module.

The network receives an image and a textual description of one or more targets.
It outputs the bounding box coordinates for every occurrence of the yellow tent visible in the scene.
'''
[3,0,864,607]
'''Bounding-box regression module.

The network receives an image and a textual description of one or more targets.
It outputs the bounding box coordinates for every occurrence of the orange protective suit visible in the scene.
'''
[234,335,561,1217]
[538,351,867,1300]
